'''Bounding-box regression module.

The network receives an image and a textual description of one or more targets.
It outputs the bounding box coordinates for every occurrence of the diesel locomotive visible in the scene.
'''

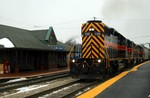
[69,20,149,79]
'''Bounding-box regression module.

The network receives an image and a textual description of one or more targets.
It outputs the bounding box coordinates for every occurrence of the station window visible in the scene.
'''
[49,35,57,45]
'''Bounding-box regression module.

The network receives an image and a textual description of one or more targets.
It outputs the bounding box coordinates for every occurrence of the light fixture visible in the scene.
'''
[98,59,101,63]
[89,28,94,31]
[72,59,75,63]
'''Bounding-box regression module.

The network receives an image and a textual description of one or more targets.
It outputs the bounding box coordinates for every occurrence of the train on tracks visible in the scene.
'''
[69,20,150,79]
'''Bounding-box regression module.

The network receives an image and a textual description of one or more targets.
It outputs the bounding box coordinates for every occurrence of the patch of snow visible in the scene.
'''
[1,84,49,98]
[0,38,14,48]
[84,87,91,91]
[16,84,48,93]
[39,95,49,98]
[52,84,79,94]
[37,76,42,78]
[7,78,27,83]
[75,87,91,96]
[75,91,82,96]
[1,91,9,95]
[41,83,79,97]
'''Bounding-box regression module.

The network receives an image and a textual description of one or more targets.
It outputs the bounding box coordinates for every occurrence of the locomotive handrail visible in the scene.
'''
[105,48,110,69]
[67,46,74,69]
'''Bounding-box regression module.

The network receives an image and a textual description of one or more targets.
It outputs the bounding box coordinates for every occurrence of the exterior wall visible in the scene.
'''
[0,48,68,73]
[48,51,67,69]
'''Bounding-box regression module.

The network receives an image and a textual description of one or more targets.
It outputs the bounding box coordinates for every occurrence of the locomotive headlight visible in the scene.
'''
[98,59,101,63]
[72,59,75,63]
[89,28,92,31]
[91,28,94,31]
[89,28,94,31]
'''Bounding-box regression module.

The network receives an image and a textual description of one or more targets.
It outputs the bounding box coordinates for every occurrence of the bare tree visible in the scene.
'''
[65,35,78,46]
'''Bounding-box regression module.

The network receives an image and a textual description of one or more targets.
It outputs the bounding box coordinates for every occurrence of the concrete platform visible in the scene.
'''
[0,68,69,79]
[78,61,150,98]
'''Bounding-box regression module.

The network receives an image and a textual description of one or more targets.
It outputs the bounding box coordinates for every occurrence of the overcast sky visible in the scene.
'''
[0,0,150,47]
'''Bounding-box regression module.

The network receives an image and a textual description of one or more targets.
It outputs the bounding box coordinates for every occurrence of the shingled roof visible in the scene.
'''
[0,24,70,51]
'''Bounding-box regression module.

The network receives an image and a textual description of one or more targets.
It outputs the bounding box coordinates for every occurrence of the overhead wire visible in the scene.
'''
[0,16,35,27]
[1,16,150,25]
[95,17,150,21]
[0,16,87,29]
[130,35,150,39]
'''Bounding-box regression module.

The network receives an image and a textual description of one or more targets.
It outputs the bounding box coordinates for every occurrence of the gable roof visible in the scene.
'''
[45,27,57,41]
[0,24,70,51]
[30,29,48,41]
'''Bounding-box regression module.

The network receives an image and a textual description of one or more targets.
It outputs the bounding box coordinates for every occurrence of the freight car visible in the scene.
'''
[69,20,148,79]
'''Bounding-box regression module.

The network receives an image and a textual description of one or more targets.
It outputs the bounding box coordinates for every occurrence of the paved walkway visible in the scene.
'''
[0,68,69,79]
[78,61,150,98]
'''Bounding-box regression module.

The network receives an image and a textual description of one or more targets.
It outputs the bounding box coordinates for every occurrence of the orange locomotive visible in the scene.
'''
[69,20,147,79]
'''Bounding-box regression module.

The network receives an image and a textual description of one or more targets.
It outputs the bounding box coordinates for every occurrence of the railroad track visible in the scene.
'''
[0,71,69,92]
[0,69,125,98]
[25,79,99,98]
[25,80,79,98]
[0,64,137,98]
[60,80,99,98]
[0,76,76,98]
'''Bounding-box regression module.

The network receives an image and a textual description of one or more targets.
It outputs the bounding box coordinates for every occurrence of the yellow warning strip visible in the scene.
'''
[77,61,150,98]
[130,61,149,71]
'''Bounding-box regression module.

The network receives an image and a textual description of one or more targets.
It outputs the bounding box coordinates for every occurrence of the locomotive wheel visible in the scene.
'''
[112,63,119,73]
[105,65,113,76]
[108,65,113,75]
[124,60,128,69]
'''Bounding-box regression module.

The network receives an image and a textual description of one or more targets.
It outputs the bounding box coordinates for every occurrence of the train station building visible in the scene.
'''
[0,24,70,74]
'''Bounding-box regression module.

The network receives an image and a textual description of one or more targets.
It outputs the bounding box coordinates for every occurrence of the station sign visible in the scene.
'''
[55,46,64,51]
